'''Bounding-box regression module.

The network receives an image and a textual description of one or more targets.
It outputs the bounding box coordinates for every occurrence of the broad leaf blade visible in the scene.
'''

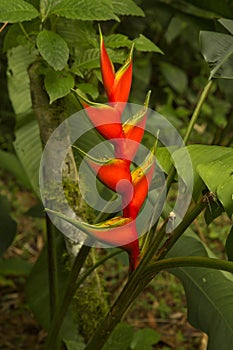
[36,29,69,71]
[172,145,232,201]
[168,231,233,350]
[26,235,77,340]
[218,18,233,35]
[197,151,233,217]
[0,0,39,23]
[7,44,37,115]
[134,34,163,54]
[111,0,144,17]
[13,119,42,197]
[200,31,233,79]
[52,0,119,21]
[45,70,74,103]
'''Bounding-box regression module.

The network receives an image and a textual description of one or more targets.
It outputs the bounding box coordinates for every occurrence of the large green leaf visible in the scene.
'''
[44,70,74,103]
[0,150,30,188]
[111,0,144,17]
[200,31,233,79]
[36,29,69,71]
[168,231,233,350]
[13,118,42,197]
[197,154,233,217]
[0,0,39,23]
[51,0,119,21]
[0,196,17,256]
[218,18,233,35]
[7,44,37,115]
[172,145,233,200]
[26,235,78,341]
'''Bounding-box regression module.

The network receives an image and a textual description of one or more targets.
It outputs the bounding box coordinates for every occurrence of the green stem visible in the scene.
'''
[166,79,213,190]
[46,216,58,320]
[145,256,233,277]
[183,79,213,144]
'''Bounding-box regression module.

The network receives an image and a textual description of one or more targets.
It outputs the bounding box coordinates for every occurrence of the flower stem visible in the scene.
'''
[46,216,59,320]
[145,256,233,277]
[166,79,213,190]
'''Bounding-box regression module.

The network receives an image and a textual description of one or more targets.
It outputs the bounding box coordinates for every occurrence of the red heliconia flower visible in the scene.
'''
[100,27,133,104]
[123,146,156,219]
[54,30,156,272]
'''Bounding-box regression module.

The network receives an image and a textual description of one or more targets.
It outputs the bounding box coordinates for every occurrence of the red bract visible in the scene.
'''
[100,28,133,104]
[74,92,124,140]
[74,146,132,195]
[124,148,155,219]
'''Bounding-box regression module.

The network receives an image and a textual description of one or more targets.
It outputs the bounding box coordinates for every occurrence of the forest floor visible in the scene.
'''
[0,171,230,350]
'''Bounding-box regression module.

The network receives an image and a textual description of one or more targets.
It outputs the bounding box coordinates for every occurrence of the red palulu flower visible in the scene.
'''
[70,31,155,271]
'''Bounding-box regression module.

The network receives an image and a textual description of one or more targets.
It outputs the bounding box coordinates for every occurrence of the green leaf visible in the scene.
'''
[45,70,74,103]
[0,196,17,256]
[200,31,233,79]
[36,29,69,71]
[7,44,38,115]
[0,257,31,276]
[52,0,119,21]
[56,18,97,50]
[226,226,233,261]
[0,0,39,23]
[0,150,31,188]
[40,0,64,22]
[218,18,233,35]
[111,0,144,17]
[133,34,163,54]
[78,83,99,100]
[26,235,77,339]
[160,62,188,94]
[168,231,233,350]
[197,152,233,217]
[71,48,100,73]
[165,16,188,44]
[13,118,42,197]
[104,34,132,49]
[64,338,85,350]
[131,328,160,350]
[172,145,233,201]
[102,323,134,350]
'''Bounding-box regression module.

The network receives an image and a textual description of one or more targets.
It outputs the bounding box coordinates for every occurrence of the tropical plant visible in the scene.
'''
[0,1,233,349]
